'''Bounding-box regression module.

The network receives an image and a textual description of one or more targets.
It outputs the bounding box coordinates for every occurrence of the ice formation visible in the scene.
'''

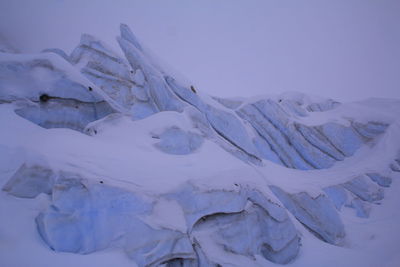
[1,24,400,267]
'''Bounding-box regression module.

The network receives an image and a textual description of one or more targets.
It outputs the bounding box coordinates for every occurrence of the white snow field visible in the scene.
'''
[1,24,400,267]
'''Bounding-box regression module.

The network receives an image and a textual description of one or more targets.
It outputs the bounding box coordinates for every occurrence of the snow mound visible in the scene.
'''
[1,24,400,267]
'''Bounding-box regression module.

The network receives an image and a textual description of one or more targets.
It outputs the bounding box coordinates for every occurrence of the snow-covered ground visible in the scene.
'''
[1,24,400,266]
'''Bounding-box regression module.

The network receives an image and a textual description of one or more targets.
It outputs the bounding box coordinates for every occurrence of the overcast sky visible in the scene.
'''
[1,0,399,101]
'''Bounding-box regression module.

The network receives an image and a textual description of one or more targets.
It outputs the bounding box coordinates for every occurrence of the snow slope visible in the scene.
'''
[1,24,400,267]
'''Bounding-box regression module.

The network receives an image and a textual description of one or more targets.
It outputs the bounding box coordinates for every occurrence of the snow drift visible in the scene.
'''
[1,24,400,267]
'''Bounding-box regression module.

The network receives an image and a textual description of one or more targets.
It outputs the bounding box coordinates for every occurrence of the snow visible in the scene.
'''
[1,23,400,267]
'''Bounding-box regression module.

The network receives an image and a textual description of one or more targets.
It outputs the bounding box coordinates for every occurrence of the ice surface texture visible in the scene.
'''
[0,23,398,266]
[154,126,203,155]
[27,171,300,265]
[323,174,389,219]
[0,53,116,131]
[270,186,345,245]
[0,24,387,168]
[2,164,55,198]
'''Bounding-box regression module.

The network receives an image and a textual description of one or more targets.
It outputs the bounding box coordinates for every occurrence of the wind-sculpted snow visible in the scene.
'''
[1,23,400,267]
[42,48,71,63]
[0,24,388,169]
[212,96,244,110]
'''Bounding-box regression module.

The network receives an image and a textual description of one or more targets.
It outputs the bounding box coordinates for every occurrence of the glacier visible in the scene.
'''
[1,24,400,267]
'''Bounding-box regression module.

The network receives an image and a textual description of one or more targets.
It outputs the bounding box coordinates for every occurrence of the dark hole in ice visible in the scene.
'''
[88,86,93,91]
[99,180,103,184]
[160,258,196,266]
[40,94,50,102]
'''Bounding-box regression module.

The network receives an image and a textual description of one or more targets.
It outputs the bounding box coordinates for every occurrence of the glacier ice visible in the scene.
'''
[342,175,384,203]
[319,122,362,157]
[1,23,399,267]
[36,173,153,254]
[390,161,400,172]
[154,126,203,155]
[166,76,262,165]
[322,172,390,219]
[192,203,299,264]
[117,29,185,114]
[366,173,392,187]
[306,99,340,112]
[347,198,371,218]
[323,185,348,211]
[270,186,345,245]
[352,121,388,141]
[2,164,55,198]
[163,184,301,264]
[1,24,387,169]
[0,53,116,131]
[29,171,301,265]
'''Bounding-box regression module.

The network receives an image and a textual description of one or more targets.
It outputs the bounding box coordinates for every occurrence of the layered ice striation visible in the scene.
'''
[270,186,345,245]
[3,161,394,265]
[323,173,390,219]
[0,53,116,131]
[0,23,398,266]
[237,99,387,169]
[3,168,300,266]
[2,164,56,198]
[0,24,388,168]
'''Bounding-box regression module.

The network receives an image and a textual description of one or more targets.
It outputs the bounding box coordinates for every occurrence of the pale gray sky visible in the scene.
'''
[1,0,399,101]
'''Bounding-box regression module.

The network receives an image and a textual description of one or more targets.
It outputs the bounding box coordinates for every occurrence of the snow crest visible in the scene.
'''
[1,24,400,267]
